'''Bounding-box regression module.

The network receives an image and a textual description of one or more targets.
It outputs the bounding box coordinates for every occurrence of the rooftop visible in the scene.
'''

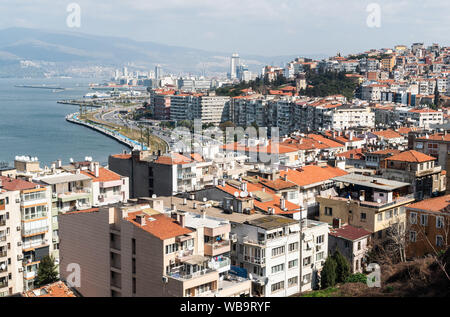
[407,194,450,213]
[245,215,298,230]
[386,150,436,163]
[127,212,193,240]
[0,176,38,191]
[329,224,371,241]
[332,173,410,191]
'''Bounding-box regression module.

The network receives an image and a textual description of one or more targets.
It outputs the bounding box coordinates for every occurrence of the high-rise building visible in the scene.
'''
[230,53,240,80]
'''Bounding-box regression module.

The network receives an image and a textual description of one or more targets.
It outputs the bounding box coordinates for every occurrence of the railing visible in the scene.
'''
[22,212,47,221]
[0,251,7,258]
[242,237,266,247]
[178,172,196,180]
[243,255,266,265]
[0,220,6,227]
[359,194,415,210]
[207,240,230,250]
[209,257,231,270]
[22,226,48,236]
[0,280,8,288]
[167,268,215,280]
[0,236,7,242]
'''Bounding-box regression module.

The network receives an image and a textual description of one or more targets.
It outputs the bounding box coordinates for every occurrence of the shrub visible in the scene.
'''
[346,273,367,284]
[333,250,351,283]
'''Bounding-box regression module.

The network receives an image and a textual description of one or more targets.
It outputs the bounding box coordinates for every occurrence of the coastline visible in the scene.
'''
[65,112,148,151]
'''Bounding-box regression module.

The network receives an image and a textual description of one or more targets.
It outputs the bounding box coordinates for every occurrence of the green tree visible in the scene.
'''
[434,81,440,108]
[321,257,337,289]
[36,255,58,287]
[332,250,351,283]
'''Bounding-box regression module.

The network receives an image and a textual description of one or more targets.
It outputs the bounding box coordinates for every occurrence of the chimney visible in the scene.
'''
[179,214,185,228]
[94,163,99,178]
[56,159,62,168]
[135,214,146,226]
[90,162,95,172]
[0,179,2,188]
[183,198,187,205]
[190,194,195,200]
[171,204,177,212]
[193,202,197,209]
[280,197,286,210]
[262,187,266,192]
[282,174,287,181]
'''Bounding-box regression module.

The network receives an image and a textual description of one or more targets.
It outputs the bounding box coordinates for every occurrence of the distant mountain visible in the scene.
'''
[0,27,327,77]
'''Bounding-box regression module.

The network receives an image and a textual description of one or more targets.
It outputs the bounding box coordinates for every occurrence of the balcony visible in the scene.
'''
[204,240,230,257]
[56,189,91,203]
[242,236,266,247]
[0,251,6,258]
[0,280,8,288]
[178,172,196,180]
[208,257,231,272]
[0,236,5,242]
[0,220,5,227]
[243,255,266,265]
[22,226,48,237]
[167,268,216,281]
[359,194,415,210]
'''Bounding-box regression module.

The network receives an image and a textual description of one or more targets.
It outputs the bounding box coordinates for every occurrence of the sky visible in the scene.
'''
[0,0,449,57]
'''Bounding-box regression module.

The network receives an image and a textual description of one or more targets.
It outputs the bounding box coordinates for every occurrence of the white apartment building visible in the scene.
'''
[232,216,328,296]
[330,106,375,130]
[407,109,444,128]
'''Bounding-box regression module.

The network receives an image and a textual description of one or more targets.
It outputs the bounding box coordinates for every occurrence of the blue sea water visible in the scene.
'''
[0,77,129,167]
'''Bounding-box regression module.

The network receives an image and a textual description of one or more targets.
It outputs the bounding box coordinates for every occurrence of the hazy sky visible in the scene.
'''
[0,0,449,56]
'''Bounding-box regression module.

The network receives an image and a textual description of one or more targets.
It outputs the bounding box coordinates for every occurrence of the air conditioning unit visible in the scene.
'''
[162,276,169,284]
[18,268,23,273]
[16,226,21,231]
[52,238,57,242]
[52,193,57,198]
[15,198,20,203]
[17,242,22,246]
[316,245,322,251]
[17,255,23,260]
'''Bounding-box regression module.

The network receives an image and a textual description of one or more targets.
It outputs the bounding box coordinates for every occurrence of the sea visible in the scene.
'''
[0,77,129,168]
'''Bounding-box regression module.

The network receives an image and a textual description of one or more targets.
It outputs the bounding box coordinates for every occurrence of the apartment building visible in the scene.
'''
[407,109,443,128]
[406,195,450,258]
[58,199,251,297]
[381,150,446,200]
[0,176,52,293]
[411,132,450,193]
[80,163,129,207]
[329,106,375,130]
[0,181,22,296]
[34,172,93,260]
[317,173,414,239]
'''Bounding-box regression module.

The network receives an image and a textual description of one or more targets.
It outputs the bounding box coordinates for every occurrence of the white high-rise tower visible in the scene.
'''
[230,53,240,79]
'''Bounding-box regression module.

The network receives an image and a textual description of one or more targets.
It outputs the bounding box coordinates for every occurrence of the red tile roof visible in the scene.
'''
[154,153,192,165]
[127,212,192,240]
[386,150,436,163]
[23,281,76,297]
[81,168,122,183]
[280,165,348,187]
[336,148,365,160]
[372,130,402,139]
[329,224,371,241]
[0,176,38,191]
[407,194,450,213]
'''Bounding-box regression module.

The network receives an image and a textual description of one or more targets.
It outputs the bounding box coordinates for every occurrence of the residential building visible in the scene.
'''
[406,195,450,257]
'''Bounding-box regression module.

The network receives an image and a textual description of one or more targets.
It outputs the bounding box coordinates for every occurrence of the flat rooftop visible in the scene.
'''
[245,215,298,230]
[332,173,410,191]
[159,196,266,224]
[37,172,91,185]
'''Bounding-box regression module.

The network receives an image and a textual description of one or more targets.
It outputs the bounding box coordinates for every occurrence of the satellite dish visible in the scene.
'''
[203,197,207,202]
[359,196,364,202]
[240,192,248,198]
[377,199,381,204]
[248,273,253,280]
[234,192,239,198]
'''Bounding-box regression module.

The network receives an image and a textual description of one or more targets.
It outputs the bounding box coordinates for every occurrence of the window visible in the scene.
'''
[288,259,298,269]
[344,240,350,249]
[303,256,312,266]
[386,210,393,220]
[358,241,362,250]
[288,242,299,252]
[360,213,367,221]
[271,281,284,293]
[165,243,178,254]
[288,276,298,287]
[324,207,332,216]
[302,273,312,285]
[132,238,136,255]
[410,212,417,224]
[316,235,324,244]
[436,235,444,247]
[436,216,444,229]
[271,264,284,274]
[316,252,324,261]
[132,278,136,294]
[420,214,428,226]
[271,246,285,257]
[377,213,383,221]
[410,231,417,243]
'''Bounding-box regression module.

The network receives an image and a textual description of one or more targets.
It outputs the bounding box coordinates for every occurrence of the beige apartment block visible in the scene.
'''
[58,199,251,297]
